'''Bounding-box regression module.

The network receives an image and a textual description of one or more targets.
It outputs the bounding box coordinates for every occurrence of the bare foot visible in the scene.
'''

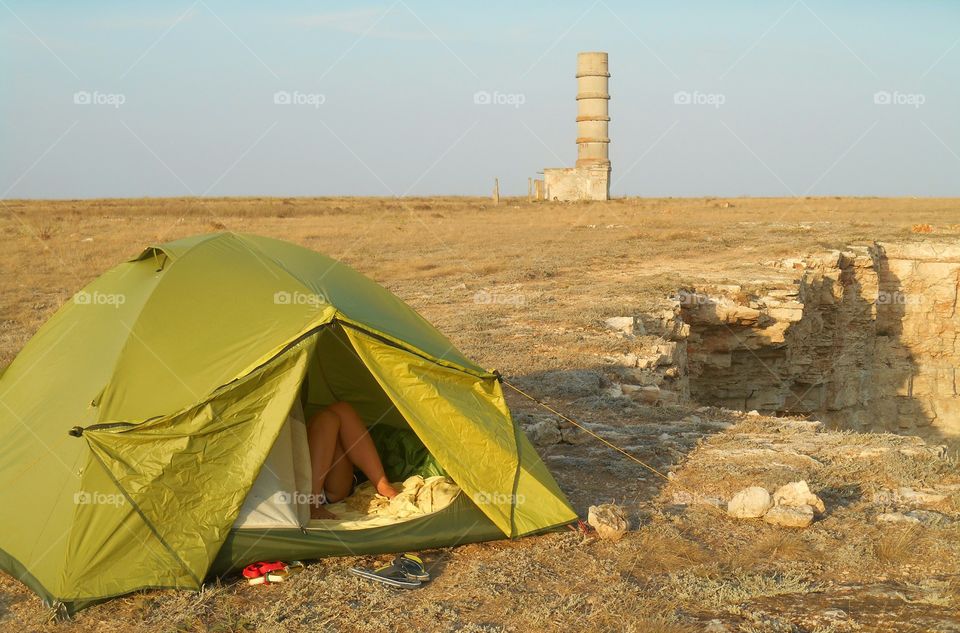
[310,504,337,520]
[375,478,398,499]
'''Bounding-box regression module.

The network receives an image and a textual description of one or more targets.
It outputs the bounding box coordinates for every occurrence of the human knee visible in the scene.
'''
[327,401,355,418]
[308,409,340,431]
[324,484,351,504]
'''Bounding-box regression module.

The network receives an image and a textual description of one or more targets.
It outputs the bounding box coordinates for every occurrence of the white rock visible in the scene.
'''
[604,316,635,336]
[559,425,590,445]
[746,410,761,416]
[763,504,815,528]
[655,342,678,366]
[587,504,629,541]
[897,487,948,506]
[876,512,921,525]
[603,384,623,398]
[727,487,772,519]
[636,357,658,369]
[635,385,660,404]
[620,384,644,396]
[525,420,561,446]
[772,481,826,515]
[904,509,950,526]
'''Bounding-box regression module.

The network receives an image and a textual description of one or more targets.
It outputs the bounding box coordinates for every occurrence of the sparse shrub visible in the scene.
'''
[873,526,922,565]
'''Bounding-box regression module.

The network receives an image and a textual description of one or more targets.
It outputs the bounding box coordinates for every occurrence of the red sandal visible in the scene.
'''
[242,561,286,585]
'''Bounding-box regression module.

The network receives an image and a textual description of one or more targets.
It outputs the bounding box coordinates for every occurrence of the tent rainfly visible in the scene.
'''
[0,232,576,614]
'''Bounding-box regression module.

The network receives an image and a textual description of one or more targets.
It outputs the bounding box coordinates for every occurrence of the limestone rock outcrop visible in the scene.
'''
[676,241,960,443]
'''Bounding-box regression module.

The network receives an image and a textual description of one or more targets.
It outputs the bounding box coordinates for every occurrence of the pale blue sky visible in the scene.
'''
[2,1,958,198]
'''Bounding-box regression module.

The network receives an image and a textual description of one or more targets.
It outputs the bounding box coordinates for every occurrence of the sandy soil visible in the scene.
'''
[2,196,960,631]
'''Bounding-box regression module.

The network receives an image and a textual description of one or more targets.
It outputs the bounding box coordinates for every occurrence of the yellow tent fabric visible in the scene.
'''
[344,327,576,537]
[0,232,576,614]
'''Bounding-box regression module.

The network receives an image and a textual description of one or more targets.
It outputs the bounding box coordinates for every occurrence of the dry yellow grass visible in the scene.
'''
[3,196,960,631]
[4,195,960,375]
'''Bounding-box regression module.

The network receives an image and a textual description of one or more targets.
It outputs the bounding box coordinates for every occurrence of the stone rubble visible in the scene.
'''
[525,418,562,447]
[603,316,638,336]
[727,480,825,528]
[587,503,629,541]
[772,480,826,515]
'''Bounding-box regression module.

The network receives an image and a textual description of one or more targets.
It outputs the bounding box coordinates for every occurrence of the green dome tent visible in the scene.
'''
[0,232,576,614]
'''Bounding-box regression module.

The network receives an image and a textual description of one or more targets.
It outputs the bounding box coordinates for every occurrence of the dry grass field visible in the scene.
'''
[3,196,960,631]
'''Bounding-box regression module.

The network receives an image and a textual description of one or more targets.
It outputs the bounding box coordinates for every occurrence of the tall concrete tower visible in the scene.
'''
[541,51,611,201]
[575,52,610,171]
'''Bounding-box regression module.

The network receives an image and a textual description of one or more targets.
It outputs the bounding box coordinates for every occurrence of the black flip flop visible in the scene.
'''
[348,561,422,588]
[393,553,430,582]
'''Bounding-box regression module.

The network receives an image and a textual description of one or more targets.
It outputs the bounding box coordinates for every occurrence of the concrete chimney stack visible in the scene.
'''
[539,51,611,201]
[575,52,610,169]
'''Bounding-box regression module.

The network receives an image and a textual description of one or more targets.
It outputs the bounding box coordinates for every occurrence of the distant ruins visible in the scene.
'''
[535,52,611,202]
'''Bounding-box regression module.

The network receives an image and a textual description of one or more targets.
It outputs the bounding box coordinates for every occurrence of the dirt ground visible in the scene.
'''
[2,196,960,632]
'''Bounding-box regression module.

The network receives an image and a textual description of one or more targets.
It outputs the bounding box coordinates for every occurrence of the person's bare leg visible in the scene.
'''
[323,440,354,502]
[307,410,345,519]
[327,401,398,498]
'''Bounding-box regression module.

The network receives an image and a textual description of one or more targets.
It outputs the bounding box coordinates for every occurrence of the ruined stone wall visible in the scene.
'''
[674,241,960,443]
[874,242,960,438]
[542,166,610,202]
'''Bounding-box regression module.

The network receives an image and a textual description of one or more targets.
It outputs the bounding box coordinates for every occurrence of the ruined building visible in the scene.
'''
[537,52,611,202]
